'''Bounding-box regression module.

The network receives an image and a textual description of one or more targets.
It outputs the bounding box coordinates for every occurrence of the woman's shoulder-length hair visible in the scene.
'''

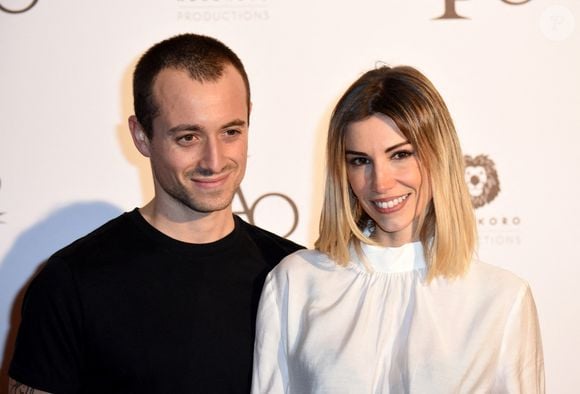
[315,65,477,281]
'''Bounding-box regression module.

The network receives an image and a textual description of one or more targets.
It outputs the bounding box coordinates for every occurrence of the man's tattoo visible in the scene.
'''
[9,380,37,394]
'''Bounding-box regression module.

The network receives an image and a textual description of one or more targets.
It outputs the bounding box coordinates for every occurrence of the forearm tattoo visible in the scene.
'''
[9,379,39,394]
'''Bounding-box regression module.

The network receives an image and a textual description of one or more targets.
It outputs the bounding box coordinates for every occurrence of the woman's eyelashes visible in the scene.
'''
[346,149,415,167]
[391,149,415,161]
[347,156,371,167]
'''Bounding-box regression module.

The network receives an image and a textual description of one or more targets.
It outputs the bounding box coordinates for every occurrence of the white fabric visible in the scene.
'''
[252,242,544,393]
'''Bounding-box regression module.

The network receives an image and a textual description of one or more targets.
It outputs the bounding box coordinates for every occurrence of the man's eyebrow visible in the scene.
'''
[222,119,247,128]
[167,119,247,134]
[167,124,203,134]
[345,141,411,156]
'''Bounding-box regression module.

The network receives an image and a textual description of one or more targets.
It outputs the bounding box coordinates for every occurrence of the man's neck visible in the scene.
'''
[138,199,235,244]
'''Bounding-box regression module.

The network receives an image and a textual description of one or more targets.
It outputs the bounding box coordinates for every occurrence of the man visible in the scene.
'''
[8,33,303,393]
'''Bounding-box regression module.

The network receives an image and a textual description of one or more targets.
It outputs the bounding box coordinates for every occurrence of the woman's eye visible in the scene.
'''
[348,157,370,166]
[392,150,414,160]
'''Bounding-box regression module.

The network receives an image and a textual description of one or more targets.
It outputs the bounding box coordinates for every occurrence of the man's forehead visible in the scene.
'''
[151,66,248,105]
[149,66,249,131]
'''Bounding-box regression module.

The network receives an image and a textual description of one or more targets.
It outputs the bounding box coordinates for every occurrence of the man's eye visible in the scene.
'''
[224,129,241,137]
[177,134,196,144]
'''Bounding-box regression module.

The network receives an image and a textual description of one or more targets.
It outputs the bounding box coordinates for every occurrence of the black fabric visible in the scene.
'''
[9,209,303,393]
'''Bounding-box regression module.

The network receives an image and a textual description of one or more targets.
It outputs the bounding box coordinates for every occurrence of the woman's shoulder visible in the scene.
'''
[469,259,529,283]
[276,248,336,270]
[464,259,532,299]
[429,260,537,323]
[269,248,345,279]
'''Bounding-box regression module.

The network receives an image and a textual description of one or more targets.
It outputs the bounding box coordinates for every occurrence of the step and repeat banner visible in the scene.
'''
[1,0,579,391]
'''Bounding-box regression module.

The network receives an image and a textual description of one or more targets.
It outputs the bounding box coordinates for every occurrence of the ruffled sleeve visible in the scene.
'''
[252,269,289,393]
[493,283,545,393]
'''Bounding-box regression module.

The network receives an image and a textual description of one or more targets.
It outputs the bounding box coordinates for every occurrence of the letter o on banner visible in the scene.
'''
[501,0,531,4]
[0,0,38,14]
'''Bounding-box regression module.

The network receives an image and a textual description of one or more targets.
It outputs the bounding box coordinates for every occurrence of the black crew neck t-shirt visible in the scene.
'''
[10,209,303,393]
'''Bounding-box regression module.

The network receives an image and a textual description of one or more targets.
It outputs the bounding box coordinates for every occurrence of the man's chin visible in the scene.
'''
[184,196,235,214]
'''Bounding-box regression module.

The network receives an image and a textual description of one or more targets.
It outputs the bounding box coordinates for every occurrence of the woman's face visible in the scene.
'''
[345,113,431,246]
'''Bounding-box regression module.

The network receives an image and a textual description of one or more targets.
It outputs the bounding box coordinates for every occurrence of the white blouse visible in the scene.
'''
[251,242,544,393]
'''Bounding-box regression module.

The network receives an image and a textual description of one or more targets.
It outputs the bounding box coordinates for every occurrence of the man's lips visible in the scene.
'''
[190,173,229,188]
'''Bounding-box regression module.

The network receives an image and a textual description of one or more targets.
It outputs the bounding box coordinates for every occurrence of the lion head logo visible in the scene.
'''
[464,155,501,208]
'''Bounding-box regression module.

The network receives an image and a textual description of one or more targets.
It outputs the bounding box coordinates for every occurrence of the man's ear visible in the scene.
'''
[246,101,253,126]
[128,115,151,158]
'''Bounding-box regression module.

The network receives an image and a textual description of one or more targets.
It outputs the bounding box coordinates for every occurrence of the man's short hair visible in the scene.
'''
[132,33,251,139]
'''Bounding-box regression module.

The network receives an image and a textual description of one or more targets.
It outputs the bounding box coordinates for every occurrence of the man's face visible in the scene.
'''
[136,65,249,216]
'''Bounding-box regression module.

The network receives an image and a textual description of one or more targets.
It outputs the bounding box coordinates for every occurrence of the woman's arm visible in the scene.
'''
[493,284,545,393]
[251,272,289,394]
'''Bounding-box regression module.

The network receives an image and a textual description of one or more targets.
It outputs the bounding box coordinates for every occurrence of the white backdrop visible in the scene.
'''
[1,0,579,391]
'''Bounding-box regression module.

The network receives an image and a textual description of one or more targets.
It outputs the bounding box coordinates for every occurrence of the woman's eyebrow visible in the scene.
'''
[345,149,367,156]
[345,141,410,156]
[385,141,411,153]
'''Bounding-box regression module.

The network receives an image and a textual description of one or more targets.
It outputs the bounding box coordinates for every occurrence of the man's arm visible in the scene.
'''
[8,377,50,394]
[9,257,83,393]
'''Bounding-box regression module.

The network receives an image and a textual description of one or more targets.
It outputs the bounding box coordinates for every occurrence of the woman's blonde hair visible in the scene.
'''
[315,65,477,281]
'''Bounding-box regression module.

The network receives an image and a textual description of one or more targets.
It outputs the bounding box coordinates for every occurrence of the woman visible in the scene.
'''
[251,66,544,393]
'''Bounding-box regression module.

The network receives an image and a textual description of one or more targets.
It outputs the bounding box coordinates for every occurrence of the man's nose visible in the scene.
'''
[198,137,225,174]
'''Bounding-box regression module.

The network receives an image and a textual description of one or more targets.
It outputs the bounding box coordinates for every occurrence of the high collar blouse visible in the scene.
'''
[252,242,544,393]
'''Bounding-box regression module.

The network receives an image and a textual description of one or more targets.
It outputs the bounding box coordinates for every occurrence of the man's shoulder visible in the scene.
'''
[17,212,139,328]
[51,209,139,262]
[235,216,304,263]
[30,209,154,296]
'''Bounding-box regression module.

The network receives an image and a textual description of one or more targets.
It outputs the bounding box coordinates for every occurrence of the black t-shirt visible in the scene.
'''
[9,209,303,393]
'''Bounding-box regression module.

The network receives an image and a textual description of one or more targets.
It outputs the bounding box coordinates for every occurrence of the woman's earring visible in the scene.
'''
[363,220,375,237]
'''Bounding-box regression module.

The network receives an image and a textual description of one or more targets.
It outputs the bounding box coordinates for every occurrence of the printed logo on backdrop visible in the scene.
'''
[0,178,5,224]
[176,0,269,23]
[233,188,299,238]
[0,0,38,14]
[464,154,521,247]
[435,1,576,41]
[464,155,500,209]
[436,0,530,19]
